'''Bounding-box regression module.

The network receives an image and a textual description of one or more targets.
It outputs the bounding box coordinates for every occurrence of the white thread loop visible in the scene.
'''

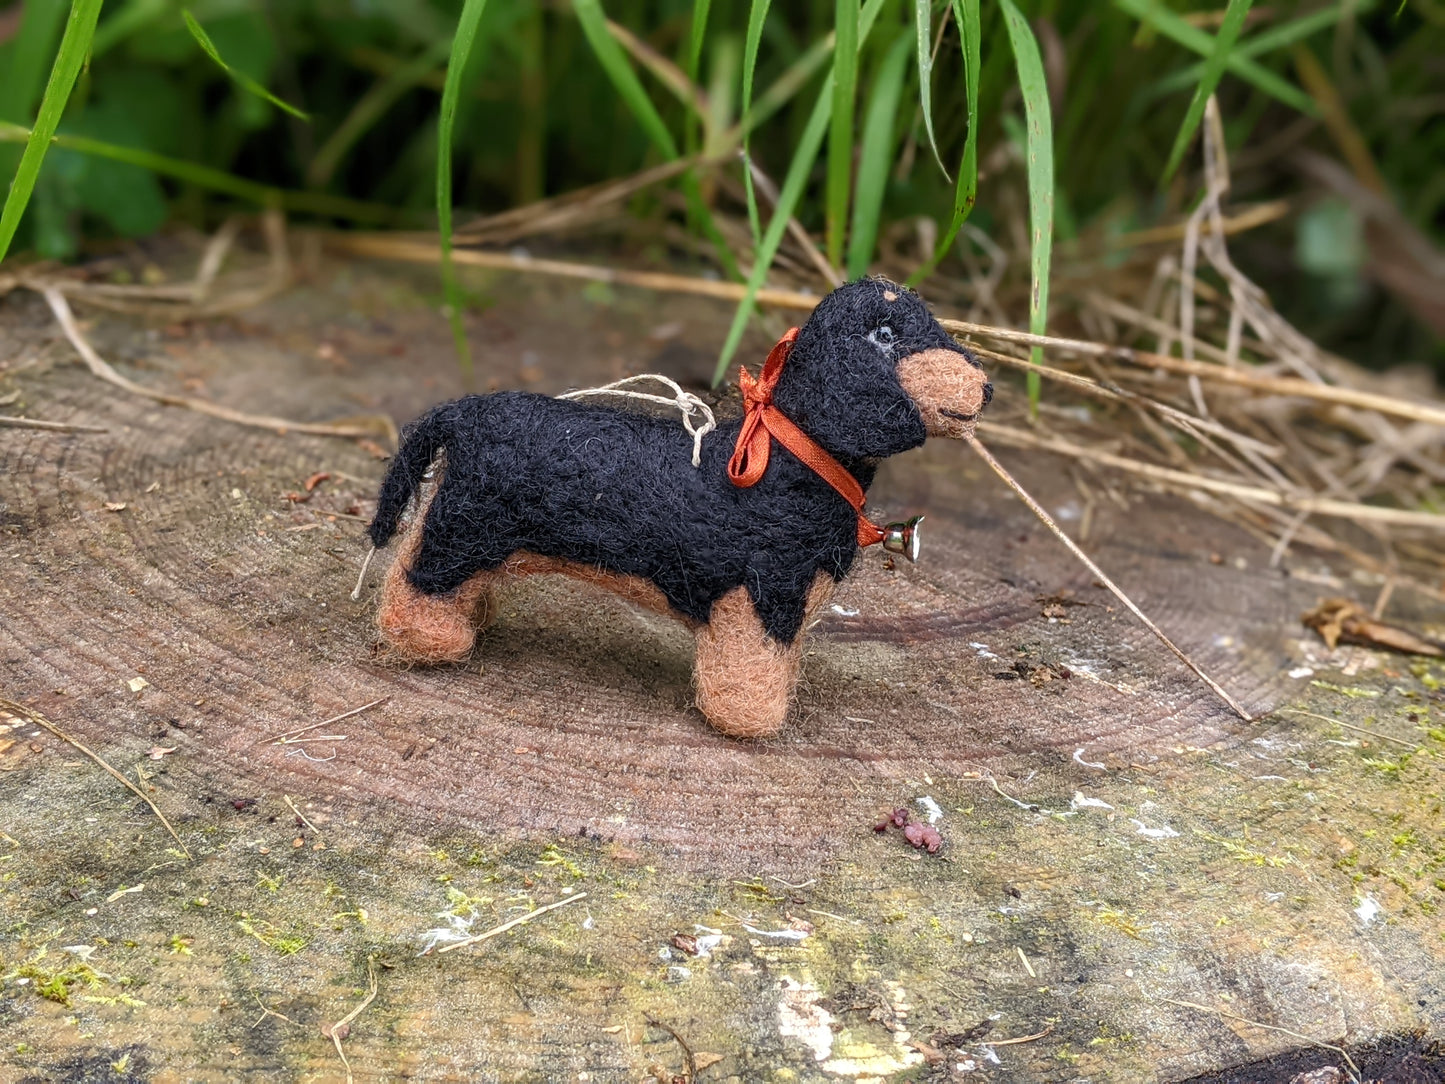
[559,374,716,468]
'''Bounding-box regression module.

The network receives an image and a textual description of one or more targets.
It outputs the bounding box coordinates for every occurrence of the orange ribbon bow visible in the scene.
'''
[727,328,885,548]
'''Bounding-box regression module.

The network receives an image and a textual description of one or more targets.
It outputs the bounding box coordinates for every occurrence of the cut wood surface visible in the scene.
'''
[1,258,1441,1082]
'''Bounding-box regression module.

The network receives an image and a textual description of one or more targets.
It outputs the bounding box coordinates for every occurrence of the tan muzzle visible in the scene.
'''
[897,348,992,438]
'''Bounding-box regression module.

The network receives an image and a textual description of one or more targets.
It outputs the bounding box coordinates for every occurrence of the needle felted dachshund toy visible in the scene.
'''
[367,278,991,738]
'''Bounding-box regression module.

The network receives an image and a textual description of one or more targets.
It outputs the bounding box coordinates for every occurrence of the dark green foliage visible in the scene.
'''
[0,1,1439,373]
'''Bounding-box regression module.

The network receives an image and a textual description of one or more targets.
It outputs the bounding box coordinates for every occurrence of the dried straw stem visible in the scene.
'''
[326,232,819,311]
[322,234,1442,433]
[977,422,1445,531]
[941,319,1445,428]
[41,287,394,442]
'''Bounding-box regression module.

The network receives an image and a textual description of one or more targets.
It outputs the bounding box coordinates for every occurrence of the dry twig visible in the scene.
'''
[964,435,1253,722]
[1158,997,1359,1082]
[433,892,587,955]
[1274,708,1420,750]
[0,415,107,433]
[41,288,393,442]
[983,1023,1055,1047]
[324,955,379,1084]
[283,795,323,836]
[0,696,191,858]
[645,1015,698,1082]
[322,233,1443,431]
[255,696,389,746]
[250,993,296,1029]
[943,319,1445,428]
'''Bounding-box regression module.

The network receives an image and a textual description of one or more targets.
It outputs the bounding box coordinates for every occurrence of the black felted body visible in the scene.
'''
[368,279,988,642]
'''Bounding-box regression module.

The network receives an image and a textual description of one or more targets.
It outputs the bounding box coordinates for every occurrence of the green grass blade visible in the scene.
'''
[1149,3,1372,99]
[1112,0,1318,117]
[740,0,772,245]
[739,33,834,140]
[181,10,310,121]
[713,0,887,385]
[909,0,978,286]
[0,121,414,223]
[684,0,712,156]
[309,38,451,189]
[573,0,679,157]
[825,0,859,268]
[686,0,712,90]
[1000,0,1054,414]
[438,0,492,376]
[0,0,104,265]
[912,0,947,176]
[847,29,909,280]
[1161,0,1252,184]
[573,0,740,281]
[712,73,835,386]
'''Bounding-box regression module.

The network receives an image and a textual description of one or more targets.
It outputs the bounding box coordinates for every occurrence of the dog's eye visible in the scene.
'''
[868,325,895,352]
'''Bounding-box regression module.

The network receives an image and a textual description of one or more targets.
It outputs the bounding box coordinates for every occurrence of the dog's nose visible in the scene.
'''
[896,347,991,438]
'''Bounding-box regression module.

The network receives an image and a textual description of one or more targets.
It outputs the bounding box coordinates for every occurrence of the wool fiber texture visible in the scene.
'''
[369,278,989,644]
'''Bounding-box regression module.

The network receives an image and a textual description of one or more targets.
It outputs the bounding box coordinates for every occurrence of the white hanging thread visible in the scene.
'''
[559,374,716,468]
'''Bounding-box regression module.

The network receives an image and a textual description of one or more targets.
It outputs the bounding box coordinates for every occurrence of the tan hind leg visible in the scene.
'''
[692,574,834,739]
[376,524,499,664]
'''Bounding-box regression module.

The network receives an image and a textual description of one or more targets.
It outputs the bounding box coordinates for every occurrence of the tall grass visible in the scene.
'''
[437,0,493,377]
[1000,0,1052,413]
[0,1,1437,376]
[0,0,102,264]
[182,11,309,120]
[1160,0,1253,183]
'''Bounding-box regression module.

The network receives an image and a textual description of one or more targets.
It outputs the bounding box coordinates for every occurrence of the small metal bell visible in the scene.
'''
[880,515,924,562]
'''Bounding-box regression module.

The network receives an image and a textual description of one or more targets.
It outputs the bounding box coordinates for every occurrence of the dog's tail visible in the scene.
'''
[368,401,456,548]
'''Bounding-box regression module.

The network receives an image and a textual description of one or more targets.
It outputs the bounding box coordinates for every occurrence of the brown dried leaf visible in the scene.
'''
[1302,598,1444,657]
[909,1039,948,1065]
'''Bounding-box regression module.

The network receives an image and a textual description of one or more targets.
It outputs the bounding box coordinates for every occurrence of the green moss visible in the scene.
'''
[1362,755,1407,774]
[1311,681,1381,699]
[1093,908,1149,940]
[1194,829,1292,868]
[536,844,585,879]
[4,947,110,1006]
[236,914,308,956]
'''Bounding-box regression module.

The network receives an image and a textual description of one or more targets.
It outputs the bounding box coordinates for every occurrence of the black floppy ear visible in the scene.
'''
[770,280,931,460]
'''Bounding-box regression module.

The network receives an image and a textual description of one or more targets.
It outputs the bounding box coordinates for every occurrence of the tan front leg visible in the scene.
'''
[692,574,834,739]
[376,523,498,664]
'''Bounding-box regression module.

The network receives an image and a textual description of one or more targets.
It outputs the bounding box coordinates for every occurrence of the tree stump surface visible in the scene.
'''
[1,257,1441,1082]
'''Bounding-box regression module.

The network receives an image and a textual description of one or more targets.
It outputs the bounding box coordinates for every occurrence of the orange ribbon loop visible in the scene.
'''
[727,328,886,548]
